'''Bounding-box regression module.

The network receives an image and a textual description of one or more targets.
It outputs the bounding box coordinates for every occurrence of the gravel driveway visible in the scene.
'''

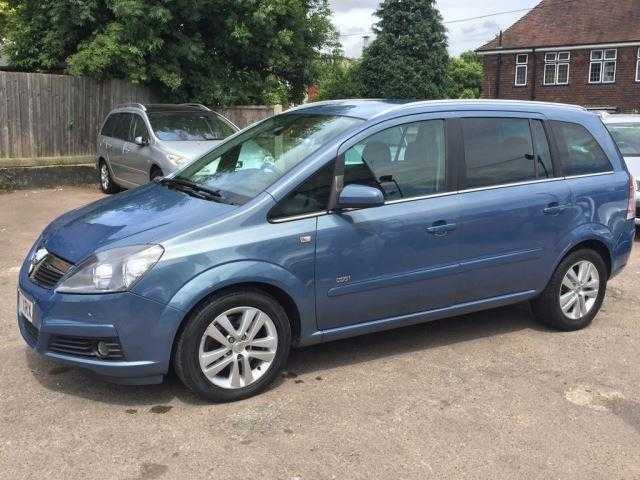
[1,187,639,480]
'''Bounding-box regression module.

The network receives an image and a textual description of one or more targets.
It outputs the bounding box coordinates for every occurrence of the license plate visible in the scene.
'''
[18,290,34,324]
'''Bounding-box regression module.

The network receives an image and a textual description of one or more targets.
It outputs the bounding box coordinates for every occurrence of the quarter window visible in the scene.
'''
[550,121,612,176]
[101,115,118,137]
[461,118,551,189]
[543,51,570,85]
[589,49,617,83]
[515,54,528,86]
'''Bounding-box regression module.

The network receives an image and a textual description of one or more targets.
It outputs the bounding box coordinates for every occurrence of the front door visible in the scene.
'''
[315,116,462,330]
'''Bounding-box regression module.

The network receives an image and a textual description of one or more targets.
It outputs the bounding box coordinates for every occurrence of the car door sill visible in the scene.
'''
[311,290,537,344]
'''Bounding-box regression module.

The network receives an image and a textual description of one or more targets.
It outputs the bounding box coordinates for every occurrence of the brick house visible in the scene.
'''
[477,0,640,113]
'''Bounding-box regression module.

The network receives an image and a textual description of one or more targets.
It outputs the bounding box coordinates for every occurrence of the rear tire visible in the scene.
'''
[99,160,120,194]
[531,249,607,331]
[174,290,291,402]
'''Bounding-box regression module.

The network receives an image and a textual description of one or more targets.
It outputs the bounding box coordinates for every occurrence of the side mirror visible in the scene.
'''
[336,184,385,210]
[134,136,149,146]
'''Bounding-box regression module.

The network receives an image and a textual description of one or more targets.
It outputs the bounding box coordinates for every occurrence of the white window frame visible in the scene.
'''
[589,49,617,84]
[515,54,528,86]
[636,48,640,82]
[543,51,570,86]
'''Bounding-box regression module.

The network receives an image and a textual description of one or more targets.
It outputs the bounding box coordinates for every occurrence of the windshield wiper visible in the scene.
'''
[160,177,224,201]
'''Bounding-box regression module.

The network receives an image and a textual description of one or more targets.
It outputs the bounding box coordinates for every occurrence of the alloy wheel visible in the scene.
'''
[559,260,600,320]
[100,164,110,190]
[198,306,278,389]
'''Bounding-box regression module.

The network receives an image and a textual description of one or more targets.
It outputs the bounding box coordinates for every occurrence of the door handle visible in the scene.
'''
[426,221,457,236]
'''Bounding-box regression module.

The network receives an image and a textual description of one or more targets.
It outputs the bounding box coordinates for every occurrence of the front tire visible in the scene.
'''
[174,290,291,402]
[99,160,120,194]
[532,249,607,331]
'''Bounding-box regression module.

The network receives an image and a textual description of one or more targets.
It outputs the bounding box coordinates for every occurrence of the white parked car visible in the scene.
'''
[603,114,640,223]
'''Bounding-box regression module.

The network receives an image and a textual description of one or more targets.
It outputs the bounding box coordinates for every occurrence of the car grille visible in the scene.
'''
[48,335,124,360]
[22,318,39,345]
[30,253,73,289]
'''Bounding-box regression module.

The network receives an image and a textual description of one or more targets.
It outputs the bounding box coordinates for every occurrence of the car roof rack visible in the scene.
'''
[179,103,211,111]
[115,102,147,111]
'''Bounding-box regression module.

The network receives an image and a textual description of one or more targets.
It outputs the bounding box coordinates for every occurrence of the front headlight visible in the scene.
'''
[56,245,164,294]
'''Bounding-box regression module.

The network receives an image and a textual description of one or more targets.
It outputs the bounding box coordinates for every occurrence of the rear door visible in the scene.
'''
[454,113,573,303]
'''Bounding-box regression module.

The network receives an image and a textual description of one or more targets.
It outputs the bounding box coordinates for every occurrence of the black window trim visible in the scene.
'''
[268,114,613,224]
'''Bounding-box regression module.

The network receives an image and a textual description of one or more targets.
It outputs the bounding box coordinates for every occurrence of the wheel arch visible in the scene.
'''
[166,260,315,358]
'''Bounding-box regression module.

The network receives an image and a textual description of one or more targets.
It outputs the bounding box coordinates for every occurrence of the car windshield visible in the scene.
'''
[148,112,235,141]
[607,123,640,156]
[174,113,363,204]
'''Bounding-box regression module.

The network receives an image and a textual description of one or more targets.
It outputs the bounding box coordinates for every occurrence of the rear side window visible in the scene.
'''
[461,118,537,188]
[550,121,612,176]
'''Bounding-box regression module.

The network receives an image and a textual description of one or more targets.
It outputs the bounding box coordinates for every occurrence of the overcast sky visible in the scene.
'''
[330,0,541,57]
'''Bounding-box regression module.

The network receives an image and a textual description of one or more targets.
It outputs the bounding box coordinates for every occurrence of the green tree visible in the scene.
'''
[446,50,482,99]
[6,0,335,105]
[0,0,14,43]
[358,0,449,99]
[314,51,362,100]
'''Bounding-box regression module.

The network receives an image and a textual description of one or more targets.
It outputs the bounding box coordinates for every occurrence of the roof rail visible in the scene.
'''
[115,102,146,111]
[180,103,211,111]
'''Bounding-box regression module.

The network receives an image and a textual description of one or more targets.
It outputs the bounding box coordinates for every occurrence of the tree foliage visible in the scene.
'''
[0,0,14,42]
[314,51,362,101]
[5,0,336,105]
[358,0,449,99]
[446,50,482,99]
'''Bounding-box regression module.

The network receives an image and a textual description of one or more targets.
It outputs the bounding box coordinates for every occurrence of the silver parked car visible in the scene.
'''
[97,103,238,193]
[602,114,640,223]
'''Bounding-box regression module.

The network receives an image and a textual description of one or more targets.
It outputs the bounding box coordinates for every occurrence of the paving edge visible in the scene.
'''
[0,164,97,191]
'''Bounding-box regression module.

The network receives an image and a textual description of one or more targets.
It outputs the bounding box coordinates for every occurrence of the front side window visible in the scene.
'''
[590,49,617,83]
[607,123,640,157]
[515,54,528,86]
[551,121,612,176]
[176,114,363,204]
[461,117,550,189]
[543,51,570,85]
[148,112,235,141]
[269,119,447,219]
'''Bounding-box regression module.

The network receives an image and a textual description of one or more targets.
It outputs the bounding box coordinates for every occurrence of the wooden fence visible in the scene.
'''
[0,71,281,167]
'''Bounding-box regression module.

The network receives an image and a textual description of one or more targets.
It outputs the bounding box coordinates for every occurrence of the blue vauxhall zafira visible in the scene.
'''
[17,100,635,402]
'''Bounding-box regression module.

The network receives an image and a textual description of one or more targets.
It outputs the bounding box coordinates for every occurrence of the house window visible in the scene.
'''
[515,54,528,86]
[636,48,640,82]
[543,52,570,85]
[590,49,617,83]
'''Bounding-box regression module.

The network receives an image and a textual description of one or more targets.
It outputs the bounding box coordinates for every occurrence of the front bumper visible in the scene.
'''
[17,271,185,385]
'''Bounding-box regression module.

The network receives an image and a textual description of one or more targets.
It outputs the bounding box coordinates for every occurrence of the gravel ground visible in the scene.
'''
[1,187,639,480]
